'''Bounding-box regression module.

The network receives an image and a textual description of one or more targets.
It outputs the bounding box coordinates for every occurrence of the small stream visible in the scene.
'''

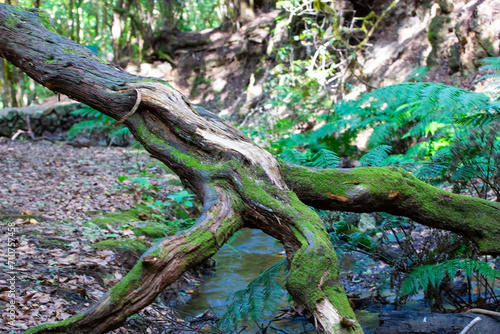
[175,228,380,333]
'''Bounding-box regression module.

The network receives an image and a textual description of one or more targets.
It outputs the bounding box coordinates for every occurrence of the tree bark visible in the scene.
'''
[0,4,498,334]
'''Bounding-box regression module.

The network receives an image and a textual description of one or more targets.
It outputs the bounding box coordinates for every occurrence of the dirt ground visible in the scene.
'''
[0,139,209,333]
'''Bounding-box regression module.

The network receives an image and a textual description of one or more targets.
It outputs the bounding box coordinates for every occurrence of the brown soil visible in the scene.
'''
[0,139,210,333]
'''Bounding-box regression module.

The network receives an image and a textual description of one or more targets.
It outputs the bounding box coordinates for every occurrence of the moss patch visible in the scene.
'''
[108,260,144,304]
[92,238,148,255]
[86,205,154,229]
[23,312,84,334]
[130,222,172,238]
[427,15,451,66]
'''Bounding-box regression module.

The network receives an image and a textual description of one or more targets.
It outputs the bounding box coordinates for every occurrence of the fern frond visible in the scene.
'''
[405,67,429,82]
[477,57,500,88]
[71,105,103,118]
[109,126,131,138]
[358,145,392,167]
[279,149,307,165]
[308,148,340,168]
[67,119,108,139]
[400,258,500,297]
[219,259,288,329]
[479,57,500,72]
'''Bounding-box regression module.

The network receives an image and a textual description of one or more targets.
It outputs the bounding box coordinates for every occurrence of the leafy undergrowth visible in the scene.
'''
[0,139,207,333]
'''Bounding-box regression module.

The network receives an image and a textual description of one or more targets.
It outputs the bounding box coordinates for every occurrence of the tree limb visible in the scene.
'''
[26,185,242,334]
[280,162,500,255]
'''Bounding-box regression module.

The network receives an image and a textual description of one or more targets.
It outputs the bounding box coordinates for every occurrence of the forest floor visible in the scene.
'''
[0,139,219,333]
[0,139,392,333]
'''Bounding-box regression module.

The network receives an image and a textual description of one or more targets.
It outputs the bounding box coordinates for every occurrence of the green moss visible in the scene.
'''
[180,195,244,268]
[34,9,57,33]
[88,206,152,229]
[24,313,84,333]
[427,15,450,66]
[63,47,78,54]
[44,59,59,64]
[233,163,357,324]
[130,223,172,238]
[108,261,144,304]
[89,56,109,65]
[479,38,496,56]
[86,205,191,241]
[92,238,149,255]
[282,162,500,254]
[2,14,17,29]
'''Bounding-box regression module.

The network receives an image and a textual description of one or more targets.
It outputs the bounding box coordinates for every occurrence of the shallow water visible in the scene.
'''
[175,228,380,333]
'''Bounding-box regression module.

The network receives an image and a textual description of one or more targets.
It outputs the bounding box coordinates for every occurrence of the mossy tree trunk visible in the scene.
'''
[0,4,499,334]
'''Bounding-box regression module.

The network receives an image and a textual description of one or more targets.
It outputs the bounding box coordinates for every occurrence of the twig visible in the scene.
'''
[25,114,35,140]
[459,316,481,334]
[353,73,378,90]
[107,137,115,149]
[11,129,27,141]
[114,88,141,126]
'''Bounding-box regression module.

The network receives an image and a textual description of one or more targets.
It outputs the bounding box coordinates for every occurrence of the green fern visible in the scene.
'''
[405,67,429,82]
[67,105,130,140]
[478,57,500,87]
[320,82,494,158]
[357,145,392,167]
[71,106,103,118]
[219,259,288,329]
[400,258,500,297]
[308,148,340,168]
[279,148,340,168]
[67,119,108,139]
[279,149,307,165]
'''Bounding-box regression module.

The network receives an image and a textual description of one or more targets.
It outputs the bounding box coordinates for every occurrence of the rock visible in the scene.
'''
[6,109,18,121]
[437,0,453,14]
[41,116,51,126]
[376,311,500,334]
[68,137,91,148]
[358,213,376,233]
[54,106,69,116]
[0,125,11,137]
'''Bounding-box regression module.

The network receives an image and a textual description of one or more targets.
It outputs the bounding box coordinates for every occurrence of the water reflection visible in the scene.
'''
[175,228,379,333]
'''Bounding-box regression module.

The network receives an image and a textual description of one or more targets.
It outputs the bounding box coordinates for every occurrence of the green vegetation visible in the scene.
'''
[67,104,130,141]
[220,259,288,329]
[92,238,149,255]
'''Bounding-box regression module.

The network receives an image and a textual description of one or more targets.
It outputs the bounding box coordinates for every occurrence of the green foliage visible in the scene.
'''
[279,148,340,168]
[261,0,401,157]
[400,258,500,298]
[91,238,149,256]
[479,57,500,88]
[309,148,341,168]
[333,82,492,151]
[296,77,500,198]
[178,0,222,32]
[219,259,288,329]
[67,105,130,140]
[357,145,392,167]
[405,67,430,82]
[117,169,199,222]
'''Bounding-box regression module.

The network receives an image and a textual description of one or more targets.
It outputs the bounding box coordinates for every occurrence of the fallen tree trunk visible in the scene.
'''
[0,4,498,334]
